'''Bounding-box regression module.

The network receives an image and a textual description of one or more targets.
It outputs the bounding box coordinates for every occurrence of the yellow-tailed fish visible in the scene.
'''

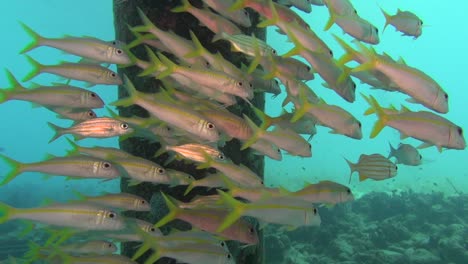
[48,254,137,264]
[380,7,423,38]
[352,42,448,113]
[28,240,117,256]
[0,201,124,231]
[157,52,253,101]
[0,154,120,186]
[22,56,122,87]
[111,155,169,186]
[202,0,251,27]
[268,110,318,138]
[248,138,283,161]
[277,0,311,13]
[172,0,242,35]
[292,96,362,139]
[66,138,132,160]
[155,193,259,245]
[112,76,220,142]
[323,0,357,16]
[165,169,196,187]
[133,8,208,67]
[0,70,104,109]
[366,95,465,151]
[184,172,228,195]
[104,218,162,242]
[324,9,380,45]
[71,191,150,212]
[217,190,321,231]
[48,107,97,122]
[246,66,282,95]
[273,56,314,81]
[178,194,225,210]
[243,115,312,157]
[388,143,422,166]
[48,117,133,143]
[200,109,252,141]
[197,153,263,188]
[20,23,131,65]
[166,143,226,163]
[127,28,171,52]
[345,153,398,182]
[283,180,354,205]
[213,32,277,58]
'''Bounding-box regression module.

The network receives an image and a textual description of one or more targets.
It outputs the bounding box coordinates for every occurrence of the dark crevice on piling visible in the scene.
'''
[113,0,265,263]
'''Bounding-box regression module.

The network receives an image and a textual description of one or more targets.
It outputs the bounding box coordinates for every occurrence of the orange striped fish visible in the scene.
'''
[345,154,397,182]
[48,117,133,143]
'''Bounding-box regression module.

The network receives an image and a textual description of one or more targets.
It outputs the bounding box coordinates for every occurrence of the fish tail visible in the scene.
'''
[47,122,65,143]
[252,105,274,129]
[64,137,79,156]
[111,75,140,107]
[135,7,157,32]
[216,190,245,232]
[183,181,197,196]
[333,34,359,66]
[0,154,25,186]
[257,0,280,28]
[324,6,337,31]
[184,30,205,59]
[1,69,27,103]
[22,55,44,82]
[241,114,264,150]
[343,157,356,184]
[24,241,45,262]
[136,46,163,77]
[171,0,192,13]
[156,52,177,79]
[19,22,44,54]
[229,0,248,11]
[0,201,15,223]
[366,95,389,138]
[154,192,182,228]
[388,142,396,158]
[361,92,376,115]
[290,86,313,123]
[71,189,87,201]
[379,6,391,32]
[195,151,215,170]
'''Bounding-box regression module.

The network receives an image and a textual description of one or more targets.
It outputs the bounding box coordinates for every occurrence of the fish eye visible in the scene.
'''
[116,49,123,54]
[444,93,448,100]
[150,227,156,232]
[358,122,362,128]
[260,180,264,185]
[90,92,96,97]
[249,82,253,88]
[108,243,113,248]
[120,123,129,129]
[108,212,115,218]
[420,20,424,25]
[112,41,117,45]
[354,9,357,15]
[218,154,225,160]
[306,66,311,71]
[457,127,463,135]
[272,49,277,55]
[207,122,215,129]
[308,143,311,149]
[87,111,96,117]
[274,79,279,85]
[111,73,117,77]
[227,254,232,259]
[346,188,351,194]
[141,200,146,204]
[313,208,317,214]
[352,82,356,89]
[103,162,111,169]
[157,168,165,174]
[220,242,225,247]
[238,81,243,86]
[277,148,281,153]
[375,27,379,34]
[243,10,248,15]
[329,50,333,56]
[395,165,398,170]
[249,227,255,234]
[419,154,422,160]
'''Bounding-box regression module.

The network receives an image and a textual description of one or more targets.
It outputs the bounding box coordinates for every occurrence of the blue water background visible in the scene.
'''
[0,0,466,210]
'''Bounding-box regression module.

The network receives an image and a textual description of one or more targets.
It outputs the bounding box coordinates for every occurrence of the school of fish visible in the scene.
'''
[0,0,465,263]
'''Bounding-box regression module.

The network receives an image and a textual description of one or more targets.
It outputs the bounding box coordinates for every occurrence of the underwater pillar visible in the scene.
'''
[113,0,265,263]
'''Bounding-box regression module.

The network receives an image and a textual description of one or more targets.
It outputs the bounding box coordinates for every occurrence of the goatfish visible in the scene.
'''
[172,0,242,35]
[388,143,422,166]
[380,7,423,38]
[217,190,321,232]
[19,22,131,65]
[367,94,465,152]
[22,55,122,87]
[71,191,150,212]
[0,154,120,186]
[0,70,104,109]
[0,201,124,231]
[155,193,259,245]
[345,153,398,182]
[48,117,133,143]
[112,75,220,143]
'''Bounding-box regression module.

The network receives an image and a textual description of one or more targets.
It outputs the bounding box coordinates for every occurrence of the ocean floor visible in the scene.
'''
[264,191,468,264]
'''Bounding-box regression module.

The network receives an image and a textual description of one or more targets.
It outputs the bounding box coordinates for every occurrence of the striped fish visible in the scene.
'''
[48,117,133,143]
[345,154,398,182]
[166,143,226,163]
[213,32,277,57]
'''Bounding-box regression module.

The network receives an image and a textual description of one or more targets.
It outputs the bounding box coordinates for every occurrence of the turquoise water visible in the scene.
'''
[0,0,467,263]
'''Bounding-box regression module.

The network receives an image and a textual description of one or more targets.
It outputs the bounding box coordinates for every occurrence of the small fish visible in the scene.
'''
[283,180,354,205]
[72,191,150,212]
[0,154,120,185]
[345,153,398,182]
[22,55,122,87]
[380,7,423,38]
[325,10,379,45]
[104,218,162,242]
[0,201,124,231]
[155,193,259,245]
[388,143,422,166]
[0,70,104,109]
[48,117,133,143]
[48,107,97,122]
[20,23,131,64]
[111,155,170,186]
